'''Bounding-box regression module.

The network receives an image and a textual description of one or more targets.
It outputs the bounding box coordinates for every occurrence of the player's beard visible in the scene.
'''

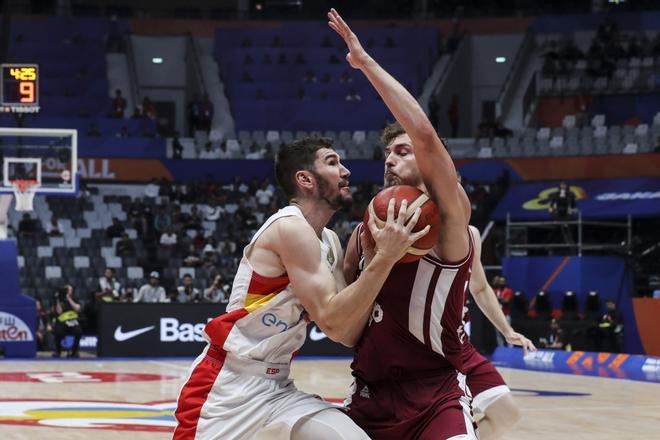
[313,171,352,211]
[384,172,402,187]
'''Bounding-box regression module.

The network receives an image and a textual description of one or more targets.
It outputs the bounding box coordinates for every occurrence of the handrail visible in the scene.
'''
[186,31,207,97]
[124,32,140,108]
[496,27,535,120]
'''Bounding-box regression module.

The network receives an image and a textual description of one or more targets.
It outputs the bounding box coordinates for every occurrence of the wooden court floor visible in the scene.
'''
[0,357,658,439]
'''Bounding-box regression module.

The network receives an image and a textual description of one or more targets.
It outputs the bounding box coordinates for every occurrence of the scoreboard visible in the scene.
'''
[1,63,40,113]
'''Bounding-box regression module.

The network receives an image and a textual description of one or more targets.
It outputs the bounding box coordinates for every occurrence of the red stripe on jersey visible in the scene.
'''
[173,346,226,440]
[204,308,250,346]
[247,270,289,296]
[422,267,442,349]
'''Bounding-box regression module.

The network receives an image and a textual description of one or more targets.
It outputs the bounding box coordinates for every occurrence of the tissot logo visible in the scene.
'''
[113,325,155,342]
[309,326,327,341]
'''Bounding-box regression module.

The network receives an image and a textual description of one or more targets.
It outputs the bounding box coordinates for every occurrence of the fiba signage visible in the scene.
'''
[0,311,33,342]
[98,303,226,357]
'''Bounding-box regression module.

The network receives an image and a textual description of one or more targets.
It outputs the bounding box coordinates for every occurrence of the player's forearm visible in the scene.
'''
[473,287,514,336]
[321,253,395,343]
[359,58,457,174]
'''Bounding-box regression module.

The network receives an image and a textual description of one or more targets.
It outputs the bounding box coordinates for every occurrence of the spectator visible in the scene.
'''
[198,94,214,135]
[200,141,220,159]
[243,54,254,65]
[134,271,167,303]
[303,71,317,83]
[217,141,231,159]
[35,299,54,352]
[52,285,82,358]
[160,226,178,246]
[97,268,121,302]
[172,133,184,159]
[183,243,202,267]
[116,126,129,138]
[87,123,101,137]
[153,205,172,233]
[185,206,203,231]
[142,96,157,120]
[328,53,341,64]
[204,201,223,222]
[345,89,361,101]
[539,319,565,350]
[492,276,513,347]
[255,180,273,208]
[177,274,201,303]
[277,53,288,64]
[112,89,127,118]
[119,286,135,303]
[106,217,125,239]
[115,232,135,257]
[654,136,660,153]
[45,215,63,237]
[201,244,218,270]
[144,179,160,199]
[204,273,229,303]
[18,213,37,238]
[594,300,623,352]
[549,181,577,220]
[372,146,384,160]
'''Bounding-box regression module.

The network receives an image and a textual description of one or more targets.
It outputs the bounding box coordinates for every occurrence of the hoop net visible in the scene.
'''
[11,180,39,212]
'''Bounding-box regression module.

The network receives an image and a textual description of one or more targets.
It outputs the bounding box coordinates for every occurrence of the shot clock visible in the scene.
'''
[1,63,40,113]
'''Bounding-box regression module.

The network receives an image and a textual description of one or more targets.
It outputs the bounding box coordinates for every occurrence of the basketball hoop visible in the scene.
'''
[11,180,39,212]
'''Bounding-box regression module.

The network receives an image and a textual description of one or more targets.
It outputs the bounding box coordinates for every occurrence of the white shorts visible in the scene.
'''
[174,345,336,440]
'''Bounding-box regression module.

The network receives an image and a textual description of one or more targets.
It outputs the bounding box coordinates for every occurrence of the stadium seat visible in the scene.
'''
[127,266,144,280]
[591,114,605,127]
[623,143,638,154]
[352,131,366,144]
[73,256,90,268]
[104,256,122,269]
[37,246,54,258]
[45,266,62,279]
[179,267,196,279]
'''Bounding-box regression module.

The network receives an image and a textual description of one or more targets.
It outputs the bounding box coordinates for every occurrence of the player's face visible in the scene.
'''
[383,134,423,188]
[311,148,352,210]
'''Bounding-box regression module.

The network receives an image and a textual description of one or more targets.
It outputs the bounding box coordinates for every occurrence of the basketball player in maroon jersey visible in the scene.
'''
[329,9,477,439]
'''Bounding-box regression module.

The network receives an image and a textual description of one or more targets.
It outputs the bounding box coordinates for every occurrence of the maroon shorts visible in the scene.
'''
[462,344,509,414]
[346,371,477,440]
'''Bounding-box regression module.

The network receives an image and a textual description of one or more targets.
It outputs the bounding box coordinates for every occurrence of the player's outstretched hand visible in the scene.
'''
[505,331,537,356]
[327,8,370,70]
[367,198,430,264]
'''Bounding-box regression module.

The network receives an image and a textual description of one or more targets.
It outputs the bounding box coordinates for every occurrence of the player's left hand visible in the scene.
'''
[327,8,370,69]
[504,331,537,356]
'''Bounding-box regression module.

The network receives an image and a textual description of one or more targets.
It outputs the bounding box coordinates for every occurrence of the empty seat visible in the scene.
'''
[37,246,53,258]
[591,114,605,127]
[536,127,551,140]
[127,266,144,280]
[477,147,493,158]
[594,126,608,139]
[179,267,196,279]
[73,256,90,268]
[49,237,65,247]
[549,136,564,149]
[45,266,62,279]
[104,256,122,269]
[352,131,366,144]
[100,247,115,259]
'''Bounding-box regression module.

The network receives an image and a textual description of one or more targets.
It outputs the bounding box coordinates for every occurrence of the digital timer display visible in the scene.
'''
[1,63,40,113]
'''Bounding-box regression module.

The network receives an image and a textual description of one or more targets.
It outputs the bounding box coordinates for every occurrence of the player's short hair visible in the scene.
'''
[274,136,334,198]
[380,121,405,147]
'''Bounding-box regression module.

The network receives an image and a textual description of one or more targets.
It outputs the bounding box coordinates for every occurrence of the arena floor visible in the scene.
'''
[0,357,658,439]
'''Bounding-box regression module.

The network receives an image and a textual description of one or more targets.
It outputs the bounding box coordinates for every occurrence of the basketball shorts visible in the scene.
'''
[173,344,337,440]
[345,370,478,440]
[462,345,510,415]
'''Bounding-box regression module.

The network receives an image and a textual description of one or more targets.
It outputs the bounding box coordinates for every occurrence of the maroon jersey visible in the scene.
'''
[351,229,474,382]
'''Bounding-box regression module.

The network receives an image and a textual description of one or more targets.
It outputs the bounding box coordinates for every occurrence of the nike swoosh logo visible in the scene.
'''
[309,326,327,341]
[114,325,155,342]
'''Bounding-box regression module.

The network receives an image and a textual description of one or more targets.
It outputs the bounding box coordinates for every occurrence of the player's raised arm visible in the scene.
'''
[276,201,427,346]
[328,8,470,260]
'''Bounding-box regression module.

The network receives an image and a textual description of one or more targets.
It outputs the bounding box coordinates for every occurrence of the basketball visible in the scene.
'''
[362,185,441,263]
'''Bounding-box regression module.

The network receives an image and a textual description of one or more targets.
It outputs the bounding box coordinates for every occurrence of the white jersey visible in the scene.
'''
[203,205,340,365]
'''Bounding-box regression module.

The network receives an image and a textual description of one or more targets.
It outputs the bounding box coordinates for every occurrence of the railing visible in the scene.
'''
[124,33,140,108]
[505,212,632,257]
[495,28,535,121]
[521,72,538,126]
[186,32,207,97]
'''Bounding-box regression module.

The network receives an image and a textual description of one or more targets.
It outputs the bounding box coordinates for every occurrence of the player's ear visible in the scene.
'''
[295,170,314,190]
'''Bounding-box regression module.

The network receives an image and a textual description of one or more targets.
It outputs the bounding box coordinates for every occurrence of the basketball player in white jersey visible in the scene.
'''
[173,136,429,440]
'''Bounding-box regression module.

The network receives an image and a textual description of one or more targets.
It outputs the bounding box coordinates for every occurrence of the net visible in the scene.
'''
[11,179,39,212]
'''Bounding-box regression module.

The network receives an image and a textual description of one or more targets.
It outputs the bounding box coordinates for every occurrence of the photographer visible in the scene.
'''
[177,274,201,303]
[203,272,229,303]
[52,285,82,358]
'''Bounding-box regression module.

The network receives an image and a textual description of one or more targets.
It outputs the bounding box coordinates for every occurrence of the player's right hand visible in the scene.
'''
[327,8,370,70]
[367,198,430,264]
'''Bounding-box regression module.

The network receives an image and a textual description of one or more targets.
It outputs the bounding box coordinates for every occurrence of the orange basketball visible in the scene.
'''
[362,185,441,263]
